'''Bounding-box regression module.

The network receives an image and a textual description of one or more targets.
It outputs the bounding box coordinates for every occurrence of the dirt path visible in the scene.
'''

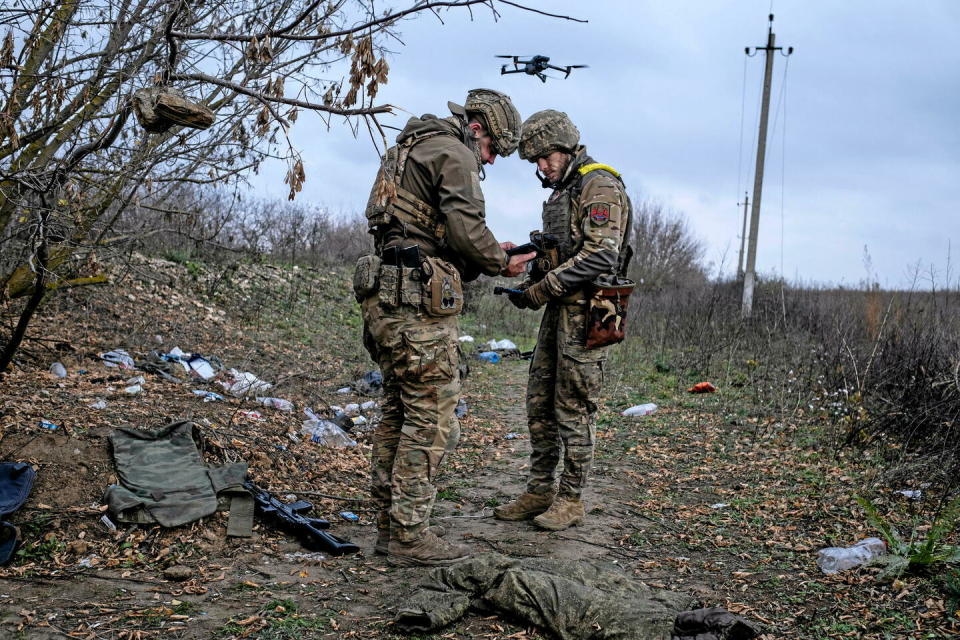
[1,358,641,639]
[3,346,957,639]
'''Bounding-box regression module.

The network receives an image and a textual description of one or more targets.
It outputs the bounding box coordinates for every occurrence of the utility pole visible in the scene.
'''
[741,14,793,318]
[736,192,749,279]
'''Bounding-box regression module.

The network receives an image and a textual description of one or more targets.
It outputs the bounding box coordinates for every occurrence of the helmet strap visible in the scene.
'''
[535,168,552,189]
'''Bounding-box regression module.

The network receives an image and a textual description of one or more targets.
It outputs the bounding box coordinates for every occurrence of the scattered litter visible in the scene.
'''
[505,432,522,440]
[125,375,146,386]
[343,403,361,416]
[238,410,264,421]
[283,551,326,564]
[287,432,301,443]
[816,537,886,574]
[99,514,117,532]
[485,338,517,351]
[302,409,357,448]
[477,351,501,364]
[187,356,217,380]
[257,397,294,412]
[89,399,108,410]
[218,368,273,397]
[100,349,135,370]
[192,389,225,403]
[124,384,143,395]
[710,503,729,510]
[688,382,717,394]
[39,420,60,430]
[334,411,367,432]
[336,387,352,394]
[458,335,475,343]
[154,335,163,344]
[49,362,67,378]
[896,489,922,500]
[622,403,658,416]
[360,400,378,411]
[77,555,99,569]
[354,370,383,395]
[455,398,468,418]
[339,511,360,522]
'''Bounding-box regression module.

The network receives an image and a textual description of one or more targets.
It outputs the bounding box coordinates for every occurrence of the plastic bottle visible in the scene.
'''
[257,397,294,412]
[816,537,886,574]
[302,409,357,447]
[622,403,658,417]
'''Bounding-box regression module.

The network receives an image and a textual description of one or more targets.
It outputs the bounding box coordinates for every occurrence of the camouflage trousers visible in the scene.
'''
[361,294,461,543]
[526,304,607,499]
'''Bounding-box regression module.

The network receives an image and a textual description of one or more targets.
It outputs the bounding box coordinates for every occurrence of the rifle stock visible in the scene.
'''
[244,480,359,556]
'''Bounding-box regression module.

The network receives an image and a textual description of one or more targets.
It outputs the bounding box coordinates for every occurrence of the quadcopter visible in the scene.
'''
[496,55,588,82]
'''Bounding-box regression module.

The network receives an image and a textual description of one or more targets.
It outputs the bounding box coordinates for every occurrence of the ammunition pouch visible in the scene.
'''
[377,246,423,308]
[585,278,635,349]
[352,254,382,302]
[421,256,464,317]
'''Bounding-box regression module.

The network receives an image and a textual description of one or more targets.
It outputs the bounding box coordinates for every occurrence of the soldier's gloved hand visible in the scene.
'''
[507,290,531,310]
[521,279,551,310]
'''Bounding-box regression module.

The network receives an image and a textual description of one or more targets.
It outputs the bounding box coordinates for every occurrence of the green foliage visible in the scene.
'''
[856,494,960,580]
[941,568,960,617]
[15,535,65,562]
[163,248,193,264]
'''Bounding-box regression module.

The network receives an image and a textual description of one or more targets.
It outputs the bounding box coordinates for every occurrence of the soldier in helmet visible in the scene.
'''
[355,89,533,566]
[494,109,632,531]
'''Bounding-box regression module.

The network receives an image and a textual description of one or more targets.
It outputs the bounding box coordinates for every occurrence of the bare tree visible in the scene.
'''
[0,0,582,370]
[627,198,707,290]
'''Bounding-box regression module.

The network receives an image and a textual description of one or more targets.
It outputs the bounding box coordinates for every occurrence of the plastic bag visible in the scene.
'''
[302,409,357,448]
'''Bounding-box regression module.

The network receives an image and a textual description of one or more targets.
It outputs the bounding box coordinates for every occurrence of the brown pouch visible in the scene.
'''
[585,279,635,349]
[421,256,463,317]
[352,254,381,302]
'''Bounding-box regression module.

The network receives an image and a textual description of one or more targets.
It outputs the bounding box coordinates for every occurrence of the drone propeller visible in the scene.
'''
[567,64,589,69]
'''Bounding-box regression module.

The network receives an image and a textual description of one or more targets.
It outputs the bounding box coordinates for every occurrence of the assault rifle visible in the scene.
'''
[495,231,560,294]
[243,480,359,556]
[504,231,559,259]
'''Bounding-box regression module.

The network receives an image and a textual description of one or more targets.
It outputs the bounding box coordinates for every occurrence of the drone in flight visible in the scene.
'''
[496,55,588,82]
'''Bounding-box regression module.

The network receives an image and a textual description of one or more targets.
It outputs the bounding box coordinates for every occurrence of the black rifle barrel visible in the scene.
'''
[244,480,359,556]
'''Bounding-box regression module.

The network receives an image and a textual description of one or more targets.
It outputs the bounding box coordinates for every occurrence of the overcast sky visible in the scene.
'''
[248,0,960,289]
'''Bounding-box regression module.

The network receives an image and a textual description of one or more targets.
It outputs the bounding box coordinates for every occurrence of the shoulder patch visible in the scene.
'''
[587,203,610,225]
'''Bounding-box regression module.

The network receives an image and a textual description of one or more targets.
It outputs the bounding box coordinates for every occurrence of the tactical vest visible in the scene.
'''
[543,162,633,274]
[365,129,454,249]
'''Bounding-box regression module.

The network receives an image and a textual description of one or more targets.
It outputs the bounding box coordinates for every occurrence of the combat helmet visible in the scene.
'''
[518,109,580,161]
[462,89,521,157]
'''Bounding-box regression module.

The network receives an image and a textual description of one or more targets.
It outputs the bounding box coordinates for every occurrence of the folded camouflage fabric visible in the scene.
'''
[395,552,698,639]
[103,421,252,536]
[0,462,36,565]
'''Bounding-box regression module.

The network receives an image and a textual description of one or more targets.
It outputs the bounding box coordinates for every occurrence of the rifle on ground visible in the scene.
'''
[243,480,359,556]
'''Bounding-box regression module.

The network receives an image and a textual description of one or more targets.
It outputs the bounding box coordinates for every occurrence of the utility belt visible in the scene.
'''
[352,246,464,317]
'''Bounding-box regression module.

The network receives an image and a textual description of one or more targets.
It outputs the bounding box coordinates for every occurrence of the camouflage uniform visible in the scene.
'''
[357,91,520,550]
[500,111,631,522]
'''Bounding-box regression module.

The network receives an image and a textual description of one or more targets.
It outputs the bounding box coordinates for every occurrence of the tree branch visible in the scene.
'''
[170,72,393,116]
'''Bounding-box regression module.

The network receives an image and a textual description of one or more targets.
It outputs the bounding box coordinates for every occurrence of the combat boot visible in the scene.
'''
[493,491,555,521]
[387,530,470,567]
[374,525,447,555]
[532,496,584,531]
